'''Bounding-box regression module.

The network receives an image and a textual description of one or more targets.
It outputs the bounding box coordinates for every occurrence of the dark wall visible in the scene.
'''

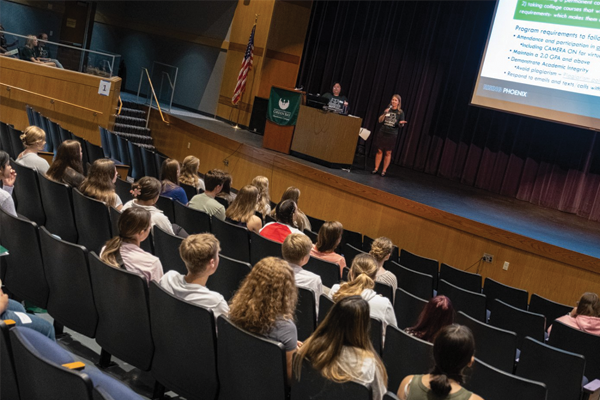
[0,0,63,43]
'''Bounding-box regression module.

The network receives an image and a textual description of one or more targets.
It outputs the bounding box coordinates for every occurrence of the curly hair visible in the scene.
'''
[252,175,271,216]
[229,257,298,335]
[332,253,377,302]
[369,237,393,263]
[180,155,200,189]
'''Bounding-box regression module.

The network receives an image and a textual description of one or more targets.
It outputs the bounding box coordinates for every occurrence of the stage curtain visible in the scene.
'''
[297,1,600,221]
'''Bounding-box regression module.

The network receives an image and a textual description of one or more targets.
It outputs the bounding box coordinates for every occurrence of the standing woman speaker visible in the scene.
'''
[372,94,407,177]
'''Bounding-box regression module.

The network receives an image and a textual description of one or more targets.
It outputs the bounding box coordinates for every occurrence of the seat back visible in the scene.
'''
[154,151,168,178]
[116,135,131,166]
[8,125,24,161]
[399,249,438,285]
[375,281,394,305]
[174,201,211,234]
[250,231,282,266]
[0,121,14,158]
[155,195,176,223]
[153,224,187,275]
[340,228,362,250]
[393,287,427,329]
[483,277,528,310]
[114,178,134,205]
[548,320,600,381]
[38,173,78,243]
[528,294,572,328]
[291,358,372,400]
[217,316,287,400]
[304,256,341,288]
[106,130,119,162]
[181,183,199,201]
[211,217,251,263]
[296,287,317,341]
[489,299,545,350]
[99,126,111,158]
[439,263,482,293]
[437,279,487,322]
[48,121,63,155]
[58,126,75,143]
[127,140,144,181]
[206,254,251,302]
[517,337,585,400]
[370,317,383,355]
[72,189,113,254]
[88,252,154,370]
[389,261,433,300]
[10,160,46,226]
[0,320,20,400]
[456,311,517,373]
[83,140,105,165]
[39,227,98,338]
[10,327,94,399]
[306,214,325,233]
[141,147,158,178]
[318,294,335,323]
[343,243,365,267]
[382,325,433,392]
[149,282,218,400]
[465,358,547,400]
[0,208,49,308]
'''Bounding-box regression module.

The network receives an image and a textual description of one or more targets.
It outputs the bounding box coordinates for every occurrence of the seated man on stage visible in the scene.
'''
[322,82,349,114]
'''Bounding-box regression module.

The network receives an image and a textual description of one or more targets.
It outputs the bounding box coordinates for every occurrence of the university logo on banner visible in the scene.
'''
[267,87,301,126]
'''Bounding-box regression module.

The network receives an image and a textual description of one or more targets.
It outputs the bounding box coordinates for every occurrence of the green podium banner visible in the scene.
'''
[267,87,302,126]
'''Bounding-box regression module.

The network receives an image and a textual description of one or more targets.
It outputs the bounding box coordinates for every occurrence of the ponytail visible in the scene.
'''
[332,273,374,302]
[100,236,124,268]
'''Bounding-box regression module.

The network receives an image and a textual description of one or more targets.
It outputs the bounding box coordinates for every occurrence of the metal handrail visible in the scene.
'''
[0,83,102,115]
[118,96,123,115]
[143,68,169,126]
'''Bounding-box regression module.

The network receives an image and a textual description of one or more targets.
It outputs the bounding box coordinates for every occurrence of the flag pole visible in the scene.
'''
[232,14,259,130]
[240,14,262,132]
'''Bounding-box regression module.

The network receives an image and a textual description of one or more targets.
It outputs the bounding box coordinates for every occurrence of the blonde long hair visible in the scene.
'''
[229,257,297,335]
[79,159,118,207]
[226,184,259,223]
[293,296,388,385]
[252,176,271,216]
[180,155,200,188]
[332,253,377,302]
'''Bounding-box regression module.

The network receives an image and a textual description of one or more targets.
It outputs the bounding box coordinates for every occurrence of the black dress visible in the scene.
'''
[373,108,405,152]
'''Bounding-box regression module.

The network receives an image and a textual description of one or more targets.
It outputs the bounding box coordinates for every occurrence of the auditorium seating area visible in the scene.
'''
[2,106,600,400]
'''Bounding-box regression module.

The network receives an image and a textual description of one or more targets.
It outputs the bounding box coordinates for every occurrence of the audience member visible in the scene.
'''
[159,233,228,319]
[79,158,122,209]
[179,155,204,192]
[397,324,482,400]
[549,292,600,336]
[293,296,388,400]
[160,158,188,205]
[0,150,17,217]
[330,253,397,331]
[310,221,347,276]
[36,32,63,68]
[229,257,298,380]
[216,172,236,206]
[16,126,50,174]
[282,233,323,308]
[100,207,163,283]
[252,175,271,220]
[260,199,307,243]
[189,169,227,220]
[271,186,311,231]
[406,296,455,343]
[20,35,55,66]
[225,184,263,233]
[0,24,18,53]
[46,140,84,188]
[370,237,398,293]
[1,287,56,340]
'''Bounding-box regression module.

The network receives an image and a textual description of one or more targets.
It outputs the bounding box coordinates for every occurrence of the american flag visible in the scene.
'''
[232,24,256,105]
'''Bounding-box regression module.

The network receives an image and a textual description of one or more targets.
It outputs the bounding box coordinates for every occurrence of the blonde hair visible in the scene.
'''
[332,254,377,302]
[179,234,220,275]
[282,233,312,264]
[20,126,46,148]
[226,185,259,223]
[252,176,271,216]
[26,34,36,48]
[79,159,118,207]
[229,257,297,335]
[180,155,200,188]
[369,237,393,262]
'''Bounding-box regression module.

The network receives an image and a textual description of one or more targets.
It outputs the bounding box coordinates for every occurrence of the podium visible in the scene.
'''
[291,105,363,166]
[263,86,303,154]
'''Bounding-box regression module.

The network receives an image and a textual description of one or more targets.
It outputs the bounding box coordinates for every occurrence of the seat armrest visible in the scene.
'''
[583,379,600,400]
[62,361,85,371]
[2,319,16,326]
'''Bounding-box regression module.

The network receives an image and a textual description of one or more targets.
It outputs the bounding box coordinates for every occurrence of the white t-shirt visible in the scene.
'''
[159,270,229,319]
[0,185,17,217]
[16,152,50,174]
[337,346,387,400]
[329,285,397,331]
[290,263,323,312]
[122,200,174,235]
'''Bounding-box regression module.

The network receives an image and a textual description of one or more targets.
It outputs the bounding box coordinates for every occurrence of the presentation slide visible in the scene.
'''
[471,0,600,130]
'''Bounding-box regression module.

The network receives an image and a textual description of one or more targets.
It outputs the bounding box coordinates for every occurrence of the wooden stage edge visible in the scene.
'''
[150,109,600,305]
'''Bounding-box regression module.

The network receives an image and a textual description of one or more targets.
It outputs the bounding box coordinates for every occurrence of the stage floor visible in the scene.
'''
[125,94,600,261]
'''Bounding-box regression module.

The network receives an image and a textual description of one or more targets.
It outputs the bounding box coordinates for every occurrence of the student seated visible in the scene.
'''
[216,172,236,207]
[46,140,85,188]
[179,155,204,192]
[330,253,397,331]
[16,126,50,174]
[370,237,398,293]
[270,186,311,231]
[229,257,298,380]
[406,295,455,342]
[79,158,122,210]
[20,35,55,67]
[310,221,347,276]
[189,169,227,221]
[159,233,229,319]
[398,324,483,400]
[293,296,388,400]
[0,150,17,217]
[100,207,163,283]
[0,288,55,340]
[252,175,271,220]
[282,233,323,308]
[260,199,307,243]
[225,184,263,233]
[549,292,600,336]
[160,158,188,205]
